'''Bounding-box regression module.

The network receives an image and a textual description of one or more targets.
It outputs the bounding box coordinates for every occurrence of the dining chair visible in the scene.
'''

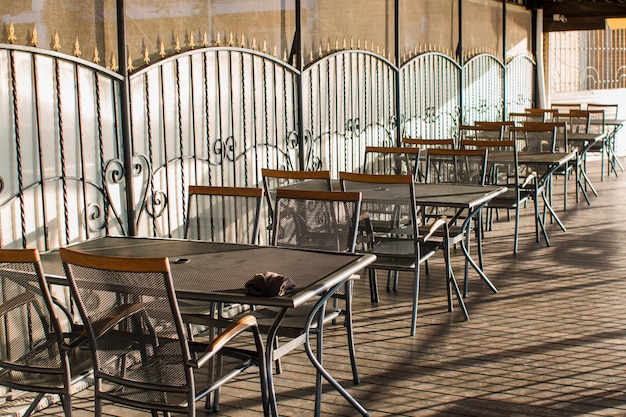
[185,185,264,245]
[261,168,333,240]
[423,148,488,186]
[183,185,264,322]
[362,146,421,181]
[510,126,562,246]
[461,139,534,254]
[265,188,362,413]
[550,102,582,114]
[60,247,270,417]
[522,121,574,210]
[524,108,559,122]
[587,103,618,120]
[587,104,623,179]
[510,124,558,154]
[401,138,455,181]
[581,107,618,180]
[557,109,591,134]
[339,172,452,336]
[474,121,516,131]
[0,248,92,417]
[423,148,488,295]
[402,137,455,149]
[508,111,540,124]
[459,124,505,141]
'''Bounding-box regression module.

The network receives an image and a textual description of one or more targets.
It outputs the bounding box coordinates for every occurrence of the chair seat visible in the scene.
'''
[369,239,440,268]
[488,188,534,208]
[99,339,255,408]
[178,300,251,318]
[248,304,343,335]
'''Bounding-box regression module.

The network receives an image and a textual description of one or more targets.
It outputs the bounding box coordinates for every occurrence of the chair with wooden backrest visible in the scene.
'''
[339,172,453,336]
[557,109,591,134]
[461,139,534,254]
[510,124,558,154]
[261,169,333,240]
[587,104,618,121]
[185,185,264,245]
[237,188,362,415]
[183,185,264,319]
[401,138,455,182]
[459,124,505,142]
[60,247,269,417]
[475,121,516,130]
[583,107,614,180]
[0,249,92,417]
[509,125,560,246]
[267,188,362,404]
[550,103,582,114]
[423,148,488,295]
[524,108,559,122]
[508,111,542,124]
[522,121,574,210]
[361,146,422,241]
[423,148,488,186]
[587,104,622,179]
[362,146,421,182]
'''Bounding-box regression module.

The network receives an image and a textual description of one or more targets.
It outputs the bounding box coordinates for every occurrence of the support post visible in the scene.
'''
[116,0,137,236]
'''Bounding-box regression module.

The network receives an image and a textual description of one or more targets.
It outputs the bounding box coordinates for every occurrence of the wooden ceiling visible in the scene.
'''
[531,0,626,31]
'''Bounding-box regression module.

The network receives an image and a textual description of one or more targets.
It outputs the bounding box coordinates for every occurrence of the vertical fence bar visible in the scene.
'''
[116,0,136,236]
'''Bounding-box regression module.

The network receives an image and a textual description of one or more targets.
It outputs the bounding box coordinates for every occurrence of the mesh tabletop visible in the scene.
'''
[412,184,506,208]
[41,236,373,308]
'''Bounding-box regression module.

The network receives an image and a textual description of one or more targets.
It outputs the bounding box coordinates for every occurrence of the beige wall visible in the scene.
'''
[0,1,531,70]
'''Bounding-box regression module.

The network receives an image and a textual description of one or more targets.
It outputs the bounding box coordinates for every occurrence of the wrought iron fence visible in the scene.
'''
[0,45,125,250]
[0,43,534,249]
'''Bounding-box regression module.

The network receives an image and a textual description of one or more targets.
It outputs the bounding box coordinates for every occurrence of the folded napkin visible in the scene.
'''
[245,271,296,297]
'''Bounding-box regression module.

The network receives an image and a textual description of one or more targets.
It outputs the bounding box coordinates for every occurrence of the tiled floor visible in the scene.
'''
[8,158,626,417]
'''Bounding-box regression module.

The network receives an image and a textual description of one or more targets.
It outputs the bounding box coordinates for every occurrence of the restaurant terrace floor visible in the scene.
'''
[7,158,626,417]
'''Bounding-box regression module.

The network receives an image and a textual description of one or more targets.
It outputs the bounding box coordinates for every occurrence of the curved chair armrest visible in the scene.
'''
[191,315,260,369]
[91,302,147,339]
[520,171,538,188]
[61,331,88,351]
[51,295,78,325]
[422,216,448,242]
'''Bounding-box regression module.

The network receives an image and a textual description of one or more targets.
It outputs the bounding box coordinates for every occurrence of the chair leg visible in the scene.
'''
[369,268,379,303]
[513,205,520,254]
[212,389,221,413]
[410,266,420,337]
[314,302,326,417]
[61,394,72,417]
[22,393,45,417]
[95,381,103,417]
[563,168,568,210]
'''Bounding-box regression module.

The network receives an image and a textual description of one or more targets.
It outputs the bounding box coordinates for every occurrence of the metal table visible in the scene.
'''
[41,236,376,417]
[340,181,506,321]
[412,183,507,300]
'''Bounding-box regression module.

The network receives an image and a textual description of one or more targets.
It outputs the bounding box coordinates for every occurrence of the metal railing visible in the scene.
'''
[549,28,626,93]
[0,44,534,248]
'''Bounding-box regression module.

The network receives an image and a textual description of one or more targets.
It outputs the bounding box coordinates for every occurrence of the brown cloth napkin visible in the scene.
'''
[245,271,296,297]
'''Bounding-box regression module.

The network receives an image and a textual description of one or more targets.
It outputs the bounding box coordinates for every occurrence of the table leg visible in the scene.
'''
[534,185,551,247]
[303,282,369,417]
[459,204,498,296]
[266,308,289,417]
[443,224,469,320]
